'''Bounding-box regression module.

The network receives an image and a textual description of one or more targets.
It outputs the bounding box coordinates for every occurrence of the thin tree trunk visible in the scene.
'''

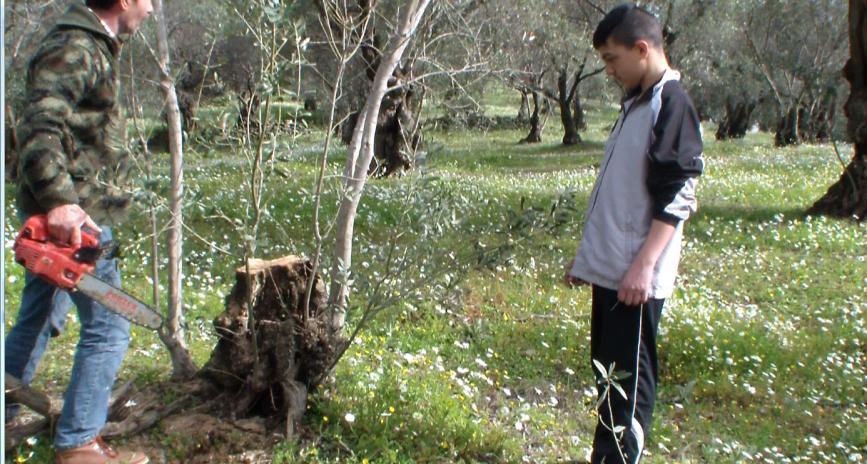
[809,0,867,220]
[153,0,196,379]
[328,0,433,333]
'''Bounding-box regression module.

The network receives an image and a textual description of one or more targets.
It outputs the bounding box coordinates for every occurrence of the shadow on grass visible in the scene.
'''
[694,204,809,223]
[513,140,606,156]
[434,139,605,172]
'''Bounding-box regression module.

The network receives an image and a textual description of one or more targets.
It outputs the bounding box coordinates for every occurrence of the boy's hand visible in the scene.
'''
[46,204,101,247]
[618,261,653,306]
[563,257,588,288]
[618,219,677,306]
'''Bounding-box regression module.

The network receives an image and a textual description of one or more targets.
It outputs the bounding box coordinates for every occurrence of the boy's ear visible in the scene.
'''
[634,40,651,59]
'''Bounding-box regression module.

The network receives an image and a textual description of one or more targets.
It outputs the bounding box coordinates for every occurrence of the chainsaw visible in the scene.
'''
[13,215,164,330]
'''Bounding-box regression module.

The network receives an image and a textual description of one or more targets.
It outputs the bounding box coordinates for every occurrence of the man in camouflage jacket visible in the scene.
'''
[6,1,152,463]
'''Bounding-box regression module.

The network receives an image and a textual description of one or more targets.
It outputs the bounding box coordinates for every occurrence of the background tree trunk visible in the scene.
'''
[573,93,586,131]
[716,100,756,140]
[372,83,420,176]
[809,0,867,220]
[775,106,801,147]
[520,90,544,144]
[557,69,581,145]
[517,89,530,122]
[798,91,837,143]
[340,71,421,177]
[153,0,197,379]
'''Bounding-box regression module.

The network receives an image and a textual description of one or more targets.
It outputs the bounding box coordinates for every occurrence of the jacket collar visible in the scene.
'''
[621,68,681,110]
[55,2,122,55]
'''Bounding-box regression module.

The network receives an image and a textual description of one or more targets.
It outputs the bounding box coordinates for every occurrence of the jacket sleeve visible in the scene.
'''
[646,81,704,225]
[17,43,97,211]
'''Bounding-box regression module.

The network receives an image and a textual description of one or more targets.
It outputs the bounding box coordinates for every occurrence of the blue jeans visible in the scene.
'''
[5,226,131,450]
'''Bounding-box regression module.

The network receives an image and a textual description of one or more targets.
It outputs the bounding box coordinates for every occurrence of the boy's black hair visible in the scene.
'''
[592,3,663,50]
[86,0,121,10]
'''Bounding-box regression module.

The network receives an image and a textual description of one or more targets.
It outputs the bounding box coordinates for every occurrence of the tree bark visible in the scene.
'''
[372,84,419,176]
[341,17,422,178]
[809,0,867,220]
[5,104,18,181]
[328,0,433,333]
[518,89,530,122]
[716,100,756,140]
[4,374,59,419]
[798,91,837,143]
[153,0,196,379]
[574,93,586,131]
[557,69,581,145]
[774,106,801,147]
[520,90,544,144]
[200,257,342,438]
[340,76,421,178]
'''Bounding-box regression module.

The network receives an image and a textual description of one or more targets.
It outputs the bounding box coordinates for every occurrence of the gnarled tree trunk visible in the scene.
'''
[520,90,544,144]
[809,0,867,220]
[574,93,586,131]
[200,257,344,437]
[716,100,756,140]
[798,90,837,143]
[518,89,530,122]
[558,69,581,146]
[540,60,600,146]
[341,75,422,177]
[337,13,422,179]
[775,106,801,147]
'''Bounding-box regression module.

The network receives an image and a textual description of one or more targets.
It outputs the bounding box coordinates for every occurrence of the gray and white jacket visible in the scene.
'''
[570,69,704,298]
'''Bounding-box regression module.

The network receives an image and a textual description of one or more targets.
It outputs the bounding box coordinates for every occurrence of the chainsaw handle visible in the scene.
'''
[13,215,99,290]
[19,215,100,249]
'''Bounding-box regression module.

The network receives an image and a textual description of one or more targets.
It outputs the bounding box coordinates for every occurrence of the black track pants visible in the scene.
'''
[590,285,665,464]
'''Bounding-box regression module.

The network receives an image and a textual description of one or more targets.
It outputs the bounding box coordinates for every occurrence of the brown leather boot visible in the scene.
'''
[55,437,149,464]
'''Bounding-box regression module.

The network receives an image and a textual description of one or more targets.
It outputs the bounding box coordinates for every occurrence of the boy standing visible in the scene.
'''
[565,4,704,463]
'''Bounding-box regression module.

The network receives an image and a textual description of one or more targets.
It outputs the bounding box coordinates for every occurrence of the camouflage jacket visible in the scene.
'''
[16,2,132,225]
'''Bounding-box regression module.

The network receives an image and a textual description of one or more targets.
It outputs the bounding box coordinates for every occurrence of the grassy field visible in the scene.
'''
[4,99,865,463]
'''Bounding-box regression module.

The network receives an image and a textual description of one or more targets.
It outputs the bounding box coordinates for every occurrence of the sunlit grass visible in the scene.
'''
[4,101,865,463]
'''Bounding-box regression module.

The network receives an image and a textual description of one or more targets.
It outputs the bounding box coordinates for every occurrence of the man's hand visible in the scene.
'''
[46,204,101,247]
[617,260,654,306]
[563,257,588,288]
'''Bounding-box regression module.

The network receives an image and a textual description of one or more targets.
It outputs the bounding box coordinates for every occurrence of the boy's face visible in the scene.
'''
[597,38,651,93]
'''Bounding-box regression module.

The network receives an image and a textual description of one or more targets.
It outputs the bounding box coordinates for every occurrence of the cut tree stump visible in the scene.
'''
[199,256,346,436]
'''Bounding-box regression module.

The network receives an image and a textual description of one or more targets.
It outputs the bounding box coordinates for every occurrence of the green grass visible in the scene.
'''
[4,100,865,463]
